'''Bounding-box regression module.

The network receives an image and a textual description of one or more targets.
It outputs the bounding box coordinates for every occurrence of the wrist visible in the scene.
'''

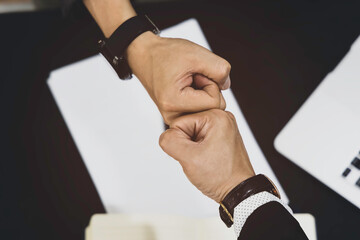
[84,0,136,37]
[219,174,281,228]
[97,14,161,80]
[126,31,162,81]
[218,173,255,203]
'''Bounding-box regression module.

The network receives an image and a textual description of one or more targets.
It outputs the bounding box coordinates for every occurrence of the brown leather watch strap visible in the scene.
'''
[98,15,160,80]
[219,174,280,227]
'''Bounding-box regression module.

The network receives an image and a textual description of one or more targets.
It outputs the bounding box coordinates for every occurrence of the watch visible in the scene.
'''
[219,174,280,228]
[98,15,160,80]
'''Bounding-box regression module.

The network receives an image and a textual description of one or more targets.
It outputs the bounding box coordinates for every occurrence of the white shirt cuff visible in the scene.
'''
[233,191,293,237]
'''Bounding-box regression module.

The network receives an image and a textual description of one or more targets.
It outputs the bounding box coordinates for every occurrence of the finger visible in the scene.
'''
[178,75,224,112]
[192,73,213,89]
[193,74,226,110]
[170,111,211,142]
[192,48,231,90]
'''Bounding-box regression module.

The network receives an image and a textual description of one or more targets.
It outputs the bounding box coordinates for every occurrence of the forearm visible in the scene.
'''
[83,0,136,38]
[82,0,159,87]
[83,0,158,83]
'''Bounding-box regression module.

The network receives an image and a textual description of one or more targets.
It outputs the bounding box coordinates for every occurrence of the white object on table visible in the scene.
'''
[85,213,316,240]
[274,35,360,209]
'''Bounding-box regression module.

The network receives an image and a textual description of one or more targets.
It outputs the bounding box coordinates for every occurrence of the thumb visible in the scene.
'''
[180,74,226,112]
[192,48,231,90]
[159,128,193,161]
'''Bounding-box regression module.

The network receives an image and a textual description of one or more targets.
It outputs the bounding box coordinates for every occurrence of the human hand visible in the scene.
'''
[127,32,231,124]
[159,109,255,203]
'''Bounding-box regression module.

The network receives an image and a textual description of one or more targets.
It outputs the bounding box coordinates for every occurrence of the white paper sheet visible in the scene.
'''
[47,19,288,216]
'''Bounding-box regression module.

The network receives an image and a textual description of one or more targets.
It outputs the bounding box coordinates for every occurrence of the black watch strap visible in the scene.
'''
[219,174,280,228]
[98,15,160,80]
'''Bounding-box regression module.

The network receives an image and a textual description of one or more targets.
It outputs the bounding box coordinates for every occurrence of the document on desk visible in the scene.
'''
[47,19,288,216]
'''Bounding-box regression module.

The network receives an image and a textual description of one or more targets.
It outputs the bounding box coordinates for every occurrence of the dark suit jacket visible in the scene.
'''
[238,202,309,240]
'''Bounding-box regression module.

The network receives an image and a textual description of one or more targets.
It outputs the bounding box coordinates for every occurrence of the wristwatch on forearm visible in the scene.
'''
[219,174,281,228]
[98,15,160,80]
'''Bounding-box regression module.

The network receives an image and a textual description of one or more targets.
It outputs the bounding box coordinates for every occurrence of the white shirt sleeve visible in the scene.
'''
[233,191,293,237]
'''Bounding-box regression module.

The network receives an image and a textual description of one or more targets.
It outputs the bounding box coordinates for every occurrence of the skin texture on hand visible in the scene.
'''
[159,109,255,203]
[127,32,231,125]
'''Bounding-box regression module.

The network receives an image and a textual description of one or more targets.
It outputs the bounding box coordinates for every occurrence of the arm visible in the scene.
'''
[83,0,231,124]
[238,202,308,240]
[83,0,136,38]
[159,109,309,239]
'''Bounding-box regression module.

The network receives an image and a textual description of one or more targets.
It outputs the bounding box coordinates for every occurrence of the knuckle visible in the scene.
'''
[226,111,236,121]
[207,109,225,121]
[207,109,234,127]
[218,59,231,77]
[159,132,169,149]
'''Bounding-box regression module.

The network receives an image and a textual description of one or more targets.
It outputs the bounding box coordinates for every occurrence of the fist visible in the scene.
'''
[159,109,255,203]
[127,32,231,124]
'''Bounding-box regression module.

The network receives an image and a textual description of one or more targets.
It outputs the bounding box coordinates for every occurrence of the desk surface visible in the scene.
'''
[0,1,360,239]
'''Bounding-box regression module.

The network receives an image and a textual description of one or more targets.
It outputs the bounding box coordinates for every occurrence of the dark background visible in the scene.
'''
[1,0,360,239]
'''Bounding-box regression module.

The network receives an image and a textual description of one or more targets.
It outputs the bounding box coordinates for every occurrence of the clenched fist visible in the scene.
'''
[127,32,231,124]
[159,109,255,203]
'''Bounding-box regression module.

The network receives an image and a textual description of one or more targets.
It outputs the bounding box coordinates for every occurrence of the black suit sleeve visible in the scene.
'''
[238,202,309,240]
